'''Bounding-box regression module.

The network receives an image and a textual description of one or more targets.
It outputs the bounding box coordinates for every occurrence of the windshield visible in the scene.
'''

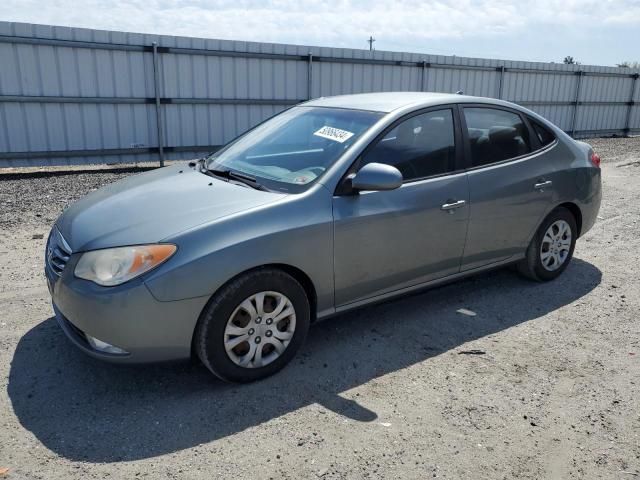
[205,106,383,193]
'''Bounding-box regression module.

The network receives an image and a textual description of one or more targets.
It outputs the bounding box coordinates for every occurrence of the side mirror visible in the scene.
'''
[350,163,403,192]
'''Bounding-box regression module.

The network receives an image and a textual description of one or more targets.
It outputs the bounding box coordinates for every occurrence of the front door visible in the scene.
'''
[332,107,470,307]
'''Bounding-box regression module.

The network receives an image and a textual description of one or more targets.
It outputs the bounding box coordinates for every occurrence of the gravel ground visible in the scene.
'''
[0,137,639,479]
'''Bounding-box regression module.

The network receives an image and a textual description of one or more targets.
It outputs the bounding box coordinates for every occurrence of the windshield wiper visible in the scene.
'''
[205,167,269,191]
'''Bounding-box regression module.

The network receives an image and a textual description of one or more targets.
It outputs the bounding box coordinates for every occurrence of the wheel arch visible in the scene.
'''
[266,263,318,322]
[190,263,319,359]
[525,201,583,252]
[556,202,583,237]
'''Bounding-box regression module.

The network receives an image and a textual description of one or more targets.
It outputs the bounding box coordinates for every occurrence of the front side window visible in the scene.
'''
[464,107,531,167]
[206,106,383,193]
[360,109,456,181]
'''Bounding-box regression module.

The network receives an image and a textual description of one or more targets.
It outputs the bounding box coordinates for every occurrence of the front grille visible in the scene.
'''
[46,227,72,276]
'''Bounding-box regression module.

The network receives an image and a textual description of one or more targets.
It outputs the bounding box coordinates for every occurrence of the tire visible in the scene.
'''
[194,268,310,383]
[517,207,577,282]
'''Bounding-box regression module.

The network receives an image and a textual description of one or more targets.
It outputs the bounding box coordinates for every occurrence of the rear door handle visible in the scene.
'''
[441,200,466,212]
[534,180,553,190]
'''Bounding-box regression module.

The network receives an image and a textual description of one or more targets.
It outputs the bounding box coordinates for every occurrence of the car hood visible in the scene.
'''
[56,164,286,252]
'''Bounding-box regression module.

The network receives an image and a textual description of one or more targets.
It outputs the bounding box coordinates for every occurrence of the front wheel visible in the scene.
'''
[517,207,577,281]
[194,268,310,383]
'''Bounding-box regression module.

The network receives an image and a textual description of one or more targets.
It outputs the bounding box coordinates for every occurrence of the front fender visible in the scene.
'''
[143,187,335,318]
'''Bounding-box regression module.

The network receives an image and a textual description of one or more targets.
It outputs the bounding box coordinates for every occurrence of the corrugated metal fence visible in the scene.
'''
[1,21,639,168]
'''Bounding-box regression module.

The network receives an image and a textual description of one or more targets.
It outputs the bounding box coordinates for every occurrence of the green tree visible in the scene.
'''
[617,61,640,68]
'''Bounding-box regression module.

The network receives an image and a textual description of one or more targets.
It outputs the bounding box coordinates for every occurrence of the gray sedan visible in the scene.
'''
[45,92,602,382]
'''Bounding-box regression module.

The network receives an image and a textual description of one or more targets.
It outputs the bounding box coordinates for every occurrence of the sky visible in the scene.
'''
[1,0,639,67]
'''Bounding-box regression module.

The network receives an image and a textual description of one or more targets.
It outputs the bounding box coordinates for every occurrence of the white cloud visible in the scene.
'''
[1,0,521,43]
[0,0,638,63]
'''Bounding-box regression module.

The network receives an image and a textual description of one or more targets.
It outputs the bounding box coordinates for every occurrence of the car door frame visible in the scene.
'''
[455,103,546,170]
[455,103,560,270]
[331,103,471,307]
[335,103,467,192]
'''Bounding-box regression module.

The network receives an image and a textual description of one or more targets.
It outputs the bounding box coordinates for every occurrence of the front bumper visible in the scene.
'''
[54,304,132,359]
[46,253,209,364]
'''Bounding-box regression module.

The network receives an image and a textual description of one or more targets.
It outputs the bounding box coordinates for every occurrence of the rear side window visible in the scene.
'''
[463,108,531,167]
[361,109,456,181]
[530,119,556,147]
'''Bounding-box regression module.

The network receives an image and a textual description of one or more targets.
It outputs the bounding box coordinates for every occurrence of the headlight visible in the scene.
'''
[75,244,177,286]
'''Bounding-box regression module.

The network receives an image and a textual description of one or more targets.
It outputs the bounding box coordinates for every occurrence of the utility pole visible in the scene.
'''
[367,35,375,51]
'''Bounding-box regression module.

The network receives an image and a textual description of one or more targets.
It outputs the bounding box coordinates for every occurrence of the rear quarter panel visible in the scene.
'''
[531,136,601,240]
[510,106,601,239]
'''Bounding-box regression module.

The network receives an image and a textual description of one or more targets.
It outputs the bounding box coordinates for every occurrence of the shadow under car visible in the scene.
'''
[7,258,601,462]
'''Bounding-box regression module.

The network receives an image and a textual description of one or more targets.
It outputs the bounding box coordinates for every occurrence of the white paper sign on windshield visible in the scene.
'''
[313,126,355,143]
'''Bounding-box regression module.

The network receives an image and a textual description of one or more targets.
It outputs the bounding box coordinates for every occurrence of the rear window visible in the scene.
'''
[463,107,531,167]
[530,119,556,147]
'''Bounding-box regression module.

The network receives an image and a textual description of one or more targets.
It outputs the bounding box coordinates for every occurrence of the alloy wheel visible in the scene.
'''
[540,220,572,271]
[223,291,296,368]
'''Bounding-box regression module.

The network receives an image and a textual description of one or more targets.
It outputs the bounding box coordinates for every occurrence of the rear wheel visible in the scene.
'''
[517,207,577,281]
[194,268,310,383]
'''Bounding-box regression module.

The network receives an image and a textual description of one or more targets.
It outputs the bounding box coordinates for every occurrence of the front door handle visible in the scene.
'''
[534,180,553,190]
[441,199,466,212]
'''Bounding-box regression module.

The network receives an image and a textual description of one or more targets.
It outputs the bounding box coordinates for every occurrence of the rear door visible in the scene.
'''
[459,105,555,270]
[332,107,470,306]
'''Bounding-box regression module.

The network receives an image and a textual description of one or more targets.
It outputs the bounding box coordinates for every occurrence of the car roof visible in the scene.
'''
[302,92,516,113]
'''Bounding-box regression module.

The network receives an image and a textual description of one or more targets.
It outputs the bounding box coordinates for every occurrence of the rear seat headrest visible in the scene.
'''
[489,126,518,143]
[467,128,484,140]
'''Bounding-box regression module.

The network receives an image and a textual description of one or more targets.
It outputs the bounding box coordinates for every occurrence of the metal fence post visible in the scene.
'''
[151,42,165,167]
[421,61,429,91]
[623,73,638,137]
[5,27,640,168]
[570,70,584,138]
[497,65,505,99]
[307,53,313,100]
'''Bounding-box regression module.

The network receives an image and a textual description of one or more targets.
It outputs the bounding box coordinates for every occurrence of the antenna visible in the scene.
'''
[455,90,464,95]
[367,35,375,51]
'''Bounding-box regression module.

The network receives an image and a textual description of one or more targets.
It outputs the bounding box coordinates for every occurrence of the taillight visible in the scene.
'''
[590,152,601,168]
